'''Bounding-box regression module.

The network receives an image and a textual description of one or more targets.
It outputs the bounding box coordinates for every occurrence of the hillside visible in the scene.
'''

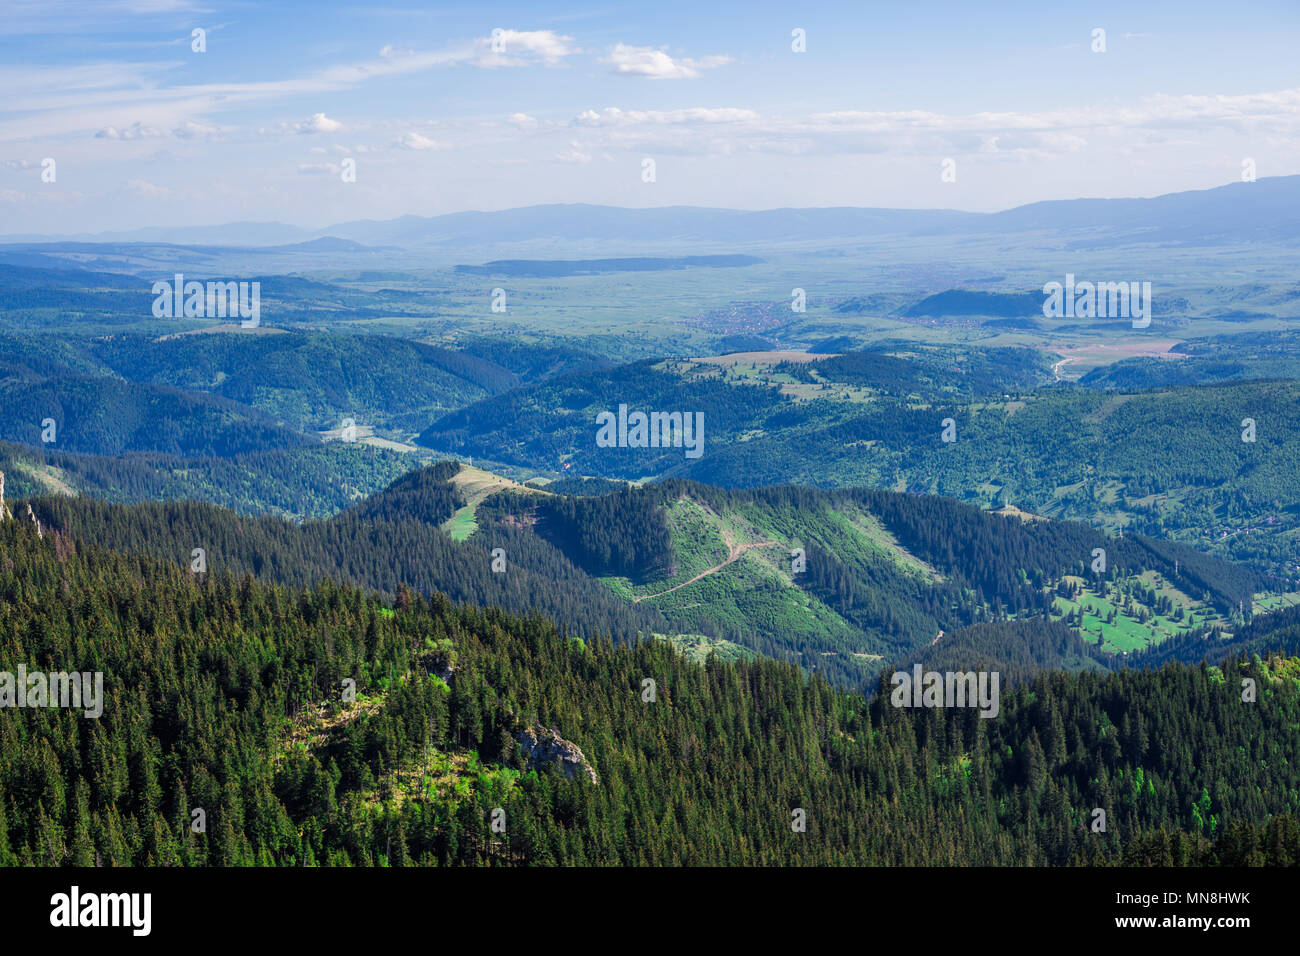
[484,478,1262,682]
[17,462,1265,694]
[0,374,308,457]
[0,330,526,439]
[0,440,417,520]
[4,501,1300,867]
[417,354,1300,582]
[26,465,669,645]
[84,331,513,433]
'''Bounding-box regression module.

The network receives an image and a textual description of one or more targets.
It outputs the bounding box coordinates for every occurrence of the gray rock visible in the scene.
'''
[515,726,598,784]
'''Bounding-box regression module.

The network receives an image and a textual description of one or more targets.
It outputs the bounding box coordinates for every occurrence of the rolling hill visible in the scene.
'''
[4,474,1300,867]
[16,462,1266,693]
[414,352,1300,581]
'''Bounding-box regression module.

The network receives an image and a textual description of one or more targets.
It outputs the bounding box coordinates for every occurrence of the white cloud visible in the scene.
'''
[379,44,414,58]
[575,107,759,127]
[806,88,1300,136]
[601,44,731,79]
[558,89,1300,161]
[397,131,442,150]
[556,143,591,163]
[294,112,342,134]
[172,119,222,139]
[297,162,340,175]
[509,112,539,129]
[95,120,161,139]
[473,29,578,68]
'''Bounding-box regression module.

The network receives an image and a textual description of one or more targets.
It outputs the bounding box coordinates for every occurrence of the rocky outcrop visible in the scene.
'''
[515,727,599,784]
[0,470,8,520]
[24,503,42,538]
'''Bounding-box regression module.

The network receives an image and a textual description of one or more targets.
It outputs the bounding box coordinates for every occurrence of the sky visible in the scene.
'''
[1,0,1298,234]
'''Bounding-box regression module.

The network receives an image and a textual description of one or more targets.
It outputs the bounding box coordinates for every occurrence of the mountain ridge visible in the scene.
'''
[5,175,1296,247]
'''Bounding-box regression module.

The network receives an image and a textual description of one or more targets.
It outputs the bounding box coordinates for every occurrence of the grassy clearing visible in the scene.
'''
[444,505,478,541]
[440,464,550,540]
[1254,591,1300,614]
[1051,573,1224,654]
[10,461,79,497]
[657,633,756,664]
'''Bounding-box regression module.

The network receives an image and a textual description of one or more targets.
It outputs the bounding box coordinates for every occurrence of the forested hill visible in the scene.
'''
[0,439,416,521]
[413,357,1300,581]
[0,329,594,458]
[24,463,1266,696]
[482,477,1264,684]
[27,483,666,645]
[0,373,308,457]
[2,513,1299,866]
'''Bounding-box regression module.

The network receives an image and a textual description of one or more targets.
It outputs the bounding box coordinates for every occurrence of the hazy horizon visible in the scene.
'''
[3,0,1298,235]
[4,173,1295,243]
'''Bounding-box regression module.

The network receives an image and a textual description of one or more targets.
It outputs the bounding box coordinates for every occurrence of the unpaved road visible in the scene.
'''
[634,538,781,603]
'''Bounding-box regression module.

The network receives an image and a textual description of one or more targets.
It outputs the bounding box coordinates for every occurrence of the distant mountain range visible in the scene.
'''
[4,175,1296,249]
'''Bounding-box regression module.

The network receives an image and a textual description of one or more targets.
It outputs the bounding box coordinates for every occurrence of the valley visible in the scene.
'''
[4,181,1300,873]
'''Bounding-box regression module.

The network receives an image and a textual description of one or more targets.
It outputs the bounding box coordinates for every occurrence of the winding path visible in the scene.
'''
[633,538,782,603]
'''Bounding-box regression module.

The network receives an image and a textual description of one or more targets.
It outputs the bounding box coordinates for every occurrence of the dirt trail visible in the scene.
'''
[634,533,781,603]
[1051,357,1076,380]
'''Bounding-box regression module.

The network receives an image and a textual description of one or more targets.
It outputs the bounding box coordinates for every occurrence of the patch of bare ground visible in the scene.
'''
[281,695,384,757]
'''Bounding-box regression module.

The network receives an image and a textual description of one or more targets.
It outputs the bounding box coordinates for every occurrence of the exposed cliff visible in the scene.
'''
[515,727,599,784]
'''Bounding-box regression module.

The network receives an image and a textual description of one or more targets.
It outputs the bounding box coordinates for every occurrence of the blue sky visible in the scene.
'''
[2,0,1298,234]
